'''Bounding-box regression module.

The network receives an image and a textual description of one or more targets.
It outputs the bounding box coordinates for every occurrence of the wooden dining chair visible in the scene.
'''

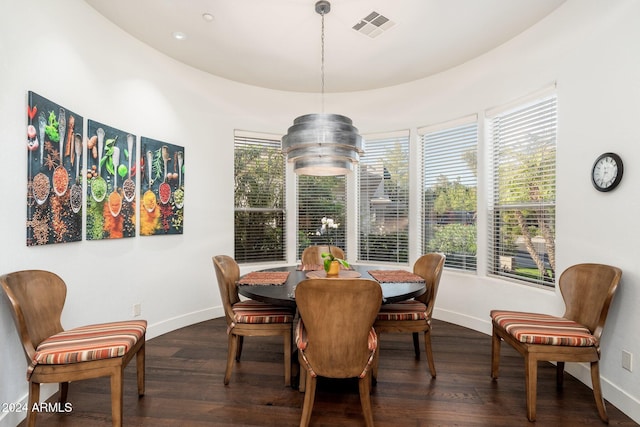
[300,245,345,267]
[212,255,295,386]
[491,263,622,422]
[0,270,146,427]
[295,278,382,427]
[373,253,446,379]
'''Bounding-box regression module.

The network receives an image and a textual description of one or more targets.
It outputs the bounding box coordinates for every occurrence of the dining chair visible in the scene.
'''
[373,253,446,379]
[0,270,146,427]
[295,278,382,427]
[212,255,295,386]
[491,263,622,422]
[300,245,345,267]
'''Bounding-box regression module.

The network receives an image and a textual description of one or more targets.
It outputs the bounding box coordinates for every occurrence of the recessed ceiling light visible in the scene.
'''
[202,13,214,22]
[172,31,187,41]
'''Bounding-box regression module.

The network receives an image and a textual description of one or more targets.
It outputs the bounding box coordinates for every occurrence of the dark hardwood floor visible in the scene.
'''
[23,318,637,426]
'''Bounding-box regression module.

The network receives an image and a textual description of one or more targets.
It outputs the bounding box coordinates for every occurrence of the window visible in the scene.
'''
[420,118,478,271]
[487,93,557,286]
[297,176,347,260]
[358,131,410,264]
[234,131,286,263]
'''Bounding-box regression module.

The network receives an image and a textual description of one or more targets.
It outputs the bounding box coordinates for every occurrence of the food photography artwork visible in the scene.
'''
[26,91,84,246]
[86,120,138,240]
[140,137,184,236]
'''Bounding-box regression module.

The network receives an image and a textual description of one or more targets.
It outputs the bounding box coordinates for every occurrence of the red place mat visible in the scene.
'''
[237,271,290,286]
[368,270,425,283]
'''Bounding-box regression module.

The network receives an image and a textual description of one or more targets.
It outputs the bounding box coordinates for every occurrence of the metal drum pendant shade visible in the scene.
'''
[282,113,364,176]
[282,1,364,176]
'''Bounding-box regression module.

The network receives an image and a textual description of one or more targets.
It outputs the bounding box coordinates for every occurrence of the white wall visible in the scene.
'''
[1,0,639,425]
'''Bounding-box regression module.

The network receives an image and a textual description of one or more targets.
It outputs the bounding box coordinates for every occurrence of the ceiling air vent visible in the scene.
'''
[352,11,395,38]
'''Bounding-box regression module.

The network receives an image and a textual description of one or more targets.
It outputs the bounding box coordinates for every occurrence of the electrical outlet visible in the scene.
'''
[133,303,142,317]
[622,350,632,372]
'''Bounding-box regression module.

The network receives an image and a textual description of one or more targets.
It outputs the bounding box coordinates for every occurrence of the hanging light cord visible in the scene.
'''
[320,9,326,113]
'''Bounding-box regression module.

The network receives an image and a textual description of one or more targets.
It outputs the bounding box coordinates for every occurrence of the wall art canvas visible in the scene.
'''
[86,120,137,240]
[139,137,184,235]
[26,91,83,246]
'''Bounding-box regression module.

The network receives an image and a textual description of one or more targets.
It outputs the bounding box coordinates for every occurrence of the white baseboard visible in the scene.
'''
[434,307,492,335]
[146,306,223,340]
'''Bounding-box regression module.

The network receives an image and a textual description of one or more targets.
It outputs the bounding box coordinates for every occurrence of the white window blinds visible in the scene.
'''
[297,175,347,260]
[420,118,478,271]
[358,131,410,264]
[487,93,557,286]
[234,131,286,263]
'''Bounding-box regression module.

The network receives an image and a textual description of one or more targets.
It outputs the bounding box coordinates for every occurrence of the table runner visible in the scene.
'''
[237,271,290,286]
[297,264,324,271]
[368,270,425,283]
[297,264,354,271]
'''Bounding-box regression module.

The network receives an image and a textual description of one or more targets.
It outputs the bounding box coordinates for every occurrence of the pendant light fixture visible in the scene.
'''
[282,0,364,176]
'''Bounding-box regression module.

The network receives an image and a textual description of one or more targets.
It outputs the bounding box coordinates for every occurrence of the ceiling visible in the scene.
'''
[84,0,566,93]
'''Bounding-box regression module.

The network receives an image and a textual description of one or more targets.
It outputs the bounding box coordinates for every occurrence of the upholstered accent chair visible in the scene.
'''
[300,245,345,267]
[0,270,146,427]
[373,253,446,379]
[295,278,382,427]
[491,263,622,422]
[212,255,295,386]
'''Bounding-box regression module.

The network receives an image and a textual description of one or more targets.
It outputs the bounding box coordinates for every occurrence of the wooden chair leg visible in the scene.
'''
[59,382,69,403]
[359,372,375,427]
[371,345,379,385]
[590,361,609,423]
[283,331,292,387]
[424,330,436,378]
[299,373,317,427]
[236,336,244,361]
[110,370,124,427]
[298,352,306,393]
[224,334,237,385]
[412,332,420,359]
[525,354,538,422]
[137,343,146,396]
[491,328,501,379]
[371,349,379,386]
[27,381,40,427]
[556,361,565,390]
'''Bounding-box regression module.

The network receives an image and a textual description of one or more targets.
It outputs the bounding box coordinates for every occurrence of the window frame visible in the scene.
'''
[233,130,286,264]
[357,130,411,265]
[419,117,478,272]
[296,175,347,261]
[486,89,557,287]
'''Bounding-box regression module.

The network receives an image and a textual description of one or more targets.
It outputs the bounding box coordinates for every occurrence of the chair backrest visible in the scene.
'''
[0,270,67,363]
[212,255,241,326]
[301,245,345,266]
[560,263,622,339]
[295,278,382,378]
[413,253,446,317]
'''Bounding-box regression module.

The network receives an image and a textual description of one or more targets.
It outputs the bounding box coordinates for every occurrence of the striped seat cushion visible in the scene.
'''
[491,310,596,347]
[230,300,294,331]
[29,320,147,379]
[295,319,378,378]
[376,300,427,321]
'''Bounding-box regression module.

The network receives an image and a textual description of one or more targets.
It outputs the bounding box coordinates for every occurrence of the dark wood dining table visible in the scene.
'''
[237,264,426,308]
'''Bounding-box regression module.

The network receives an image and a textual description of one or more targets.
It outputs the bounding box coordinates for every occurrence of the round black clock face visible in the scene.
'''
[591,152,623,192]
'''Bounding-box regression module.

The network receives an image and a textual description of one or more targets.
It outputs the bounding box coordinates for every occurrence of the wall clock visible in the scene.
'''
[591,152,623,192]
